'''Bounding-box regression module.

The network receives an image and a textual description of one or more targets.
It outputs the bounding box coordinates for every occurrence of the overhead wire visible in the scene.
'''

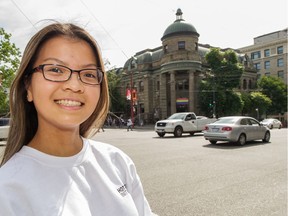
[10,0,37,31]
[78,0,129,59]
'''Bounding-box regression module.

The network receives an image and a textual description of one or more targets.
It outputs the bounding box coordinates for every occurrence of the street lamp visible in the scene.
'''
[255,108,259,120]
[212,74,216,118]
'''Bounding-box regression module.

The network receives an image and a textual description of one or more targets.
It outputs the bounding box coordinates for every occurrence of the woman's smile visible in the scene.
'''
[55,99,83,107]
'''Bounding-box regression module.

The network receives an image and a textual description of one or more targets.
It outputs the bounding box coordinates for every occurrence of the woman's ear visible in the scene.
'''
[25,78,33,102]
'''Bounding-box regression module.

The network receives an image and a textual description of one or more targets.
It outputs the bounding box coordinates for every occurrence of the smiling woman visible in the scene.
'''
[0,22,154,216]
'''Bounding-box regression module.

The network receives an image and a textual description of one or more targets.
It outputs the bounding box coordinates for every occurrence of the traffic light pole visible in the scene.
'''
[212,74,216,118]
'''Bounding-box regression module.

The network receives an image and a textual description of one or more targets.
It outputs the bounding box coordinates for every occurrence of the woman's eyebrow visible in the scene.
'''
[42,58,98,68]
[42,58,65,65]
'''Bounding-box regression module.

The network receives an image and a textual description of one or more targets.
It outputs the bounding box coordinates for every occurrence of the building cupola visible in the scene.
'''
[161,8,199,41]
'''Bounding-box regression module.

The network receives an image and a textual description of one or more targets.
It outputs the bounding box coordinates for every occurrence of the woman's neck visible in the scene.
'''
[28,129,83,157]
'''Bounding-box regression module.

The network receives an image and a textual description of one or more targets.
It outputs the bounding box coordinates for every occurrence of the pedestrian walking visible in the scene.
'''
[0,22,154,216]
[127,118,133,131]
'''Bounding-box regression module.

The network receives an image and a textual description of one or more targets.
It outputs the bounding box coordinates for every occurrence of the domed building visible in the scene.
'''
[119,9,256,124]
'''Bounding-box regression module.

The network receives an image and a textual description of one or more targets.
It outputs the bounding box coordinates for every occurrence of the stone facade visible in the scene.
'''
[118,9,257,124]
[238,28,287,84]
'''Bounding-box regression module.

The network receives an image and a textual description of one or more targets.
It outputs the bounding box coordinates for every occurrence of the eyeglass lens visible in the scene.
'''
[42,64,103,85]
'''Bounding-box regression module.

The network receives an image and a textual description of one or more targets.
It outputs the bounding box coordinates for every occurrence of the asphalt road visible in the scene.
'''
[94,127,287,216]
[0,127,287,216]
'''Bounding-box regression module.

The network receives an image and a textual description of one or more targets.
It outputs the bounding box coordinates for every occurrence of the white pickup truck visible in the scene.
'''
[155,112,216,137]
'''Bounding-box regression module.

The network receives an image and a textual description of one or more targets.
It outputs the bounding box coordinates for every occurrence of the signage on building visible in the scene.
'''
[176,98,189,104]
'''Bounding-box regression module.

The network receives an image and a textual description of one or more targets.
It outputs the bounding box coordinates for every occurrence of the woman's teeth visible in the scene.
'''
[55,100,82,106]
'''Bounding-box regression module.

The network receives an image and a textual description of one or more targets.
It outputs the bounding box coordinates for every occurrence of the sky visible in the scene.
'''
[0,0,287,69]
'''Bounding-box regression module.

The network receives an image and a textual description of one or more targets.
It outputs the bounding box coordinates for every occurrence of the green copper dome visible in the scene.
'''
[161,9,199,40]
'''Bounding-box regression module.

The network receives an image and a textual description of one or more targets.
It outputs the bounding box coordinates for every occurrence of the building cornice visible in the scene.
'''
[161,60,202,73]
[239,38,287,52]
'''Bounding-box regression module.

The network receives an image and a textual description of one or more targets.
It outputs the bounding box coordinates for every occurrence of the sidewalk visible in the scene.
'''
[103,124,154,131]
[133,124,154,130]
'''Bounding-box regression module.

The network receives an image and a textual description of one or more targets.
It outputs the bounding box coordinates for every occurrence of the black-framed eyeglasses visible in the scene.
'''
[31,64,104,85]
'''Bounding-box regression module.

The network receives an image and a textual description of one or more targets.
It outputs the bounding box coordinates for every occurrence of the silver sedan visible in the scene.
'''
[203,116,270,145]
[260,118,282,129]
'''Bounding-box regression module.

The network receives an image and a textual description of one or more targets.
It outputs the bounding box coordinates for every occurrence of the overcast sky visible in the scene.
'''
[1,0,287,68]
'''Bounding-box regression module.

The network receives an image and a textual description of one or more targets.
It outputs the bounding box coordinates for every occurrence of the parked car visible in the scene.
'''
[0,117,10,126]
[0,117,10,140]
[203,116,270,145]
[260,118,282,129]
[155,112,216,137]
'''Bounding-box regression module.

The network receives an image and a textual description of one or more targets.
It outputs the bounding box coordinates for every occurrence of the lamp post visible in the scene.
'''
[255,108,259,120]
[212,74,216,118]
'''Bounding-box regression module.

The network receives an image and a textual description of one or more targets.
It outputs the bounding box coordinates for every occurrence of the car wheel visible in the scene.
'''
[262,131,270,142]
[174,126,183,137]
[278,125,282,129]
[210,140,217,145]
[237,134,246,146]
[157,132,165,137]
[190,132,195,136]
[270,125,273,129]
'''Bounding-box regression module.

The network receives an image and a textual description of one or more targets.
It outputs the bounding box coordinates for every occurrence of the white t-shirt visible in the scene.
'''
[0,138,153,216]
[127,119,133,126]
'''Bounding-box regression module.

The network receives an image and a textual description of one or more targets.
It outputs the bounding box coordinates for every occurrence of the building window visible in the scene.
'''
[163,45,168,53]
[278,70,284,79]
[265,72,270,76]
[156,81,160,91]
[277,46,283,54]
[178,41,185,50]
[177,81,183,90]
[251,51,261,59]
[264,61,270,69]
[248,80,252,89]
[183,80,188,90]
[254,63,261,70]
[139,81,144,92]
[195,42,198,51]
[243,79,247,90]
[264,49,270,57]
[277,58,284,67]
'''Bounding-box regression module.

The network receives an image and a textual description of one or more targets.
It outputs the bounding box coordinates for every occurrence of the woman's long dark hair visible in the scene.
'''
[1,23,109,166]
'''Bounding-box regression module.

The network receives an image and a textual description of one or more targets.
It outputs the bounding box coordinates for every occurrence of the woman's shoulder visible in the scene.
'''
[84,138,133,164]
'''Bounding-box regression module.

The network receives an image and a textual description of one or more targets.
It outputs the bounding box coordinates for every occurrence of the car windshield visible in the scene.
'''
[214,118,238,124]
[167,113,186,120]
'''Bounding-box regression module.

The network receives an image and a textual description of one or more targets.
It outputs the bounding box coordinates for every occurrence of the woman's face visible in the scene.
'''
[27,36,100,132]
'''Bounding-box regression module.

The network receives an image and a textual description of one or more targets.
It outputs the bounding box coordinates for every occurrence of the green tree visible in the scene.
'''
[0,28,21,115]
[200,48,244,117]
[257,76,287,115]
[198,80,214,117]
[250,91,272,118]
[106,68,126,113]
[241,92,252,115]
[241,91,272,118]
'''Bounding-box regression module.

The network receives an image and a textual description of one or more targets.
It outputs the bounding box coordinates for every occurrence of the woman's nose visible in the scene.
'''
[63,72,84,92]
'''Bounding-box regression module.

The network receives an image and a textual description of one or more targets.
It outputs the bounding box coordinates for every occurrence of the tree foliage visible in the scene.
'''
[106,69,126,113]
[257,76,287,114]
[0,28,21,115]
[241,91,272,118]
[199,48,244,117]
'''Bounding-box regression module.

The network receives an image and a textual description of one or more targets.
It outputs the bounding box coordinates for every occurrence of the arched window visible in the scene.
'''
[248,80,252,89]
[243,79,247,90]
[139,81,144,92]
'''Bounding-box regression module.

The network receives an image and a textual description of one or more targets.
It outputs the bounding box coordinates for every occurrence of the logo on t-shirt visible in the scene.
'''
[117,184,128,197]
